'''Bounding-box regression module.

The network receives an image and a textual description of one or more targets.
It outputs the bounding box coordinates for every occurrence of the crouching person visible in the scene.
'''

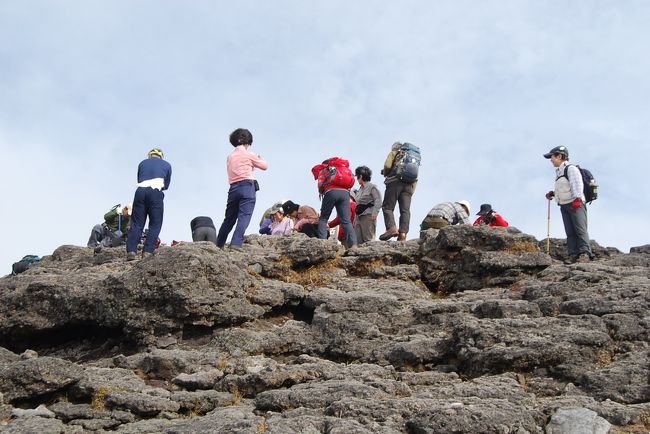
[473,204,509,227]
[87,203,131,252]
[282,200,320,238]
[421,201,471,232]
[191,216,217,245]
[269,204,294,236]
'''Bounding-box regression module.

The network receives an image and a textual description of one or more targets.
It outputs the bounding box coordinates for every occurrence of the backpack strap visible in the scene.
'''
[556,164,572,181]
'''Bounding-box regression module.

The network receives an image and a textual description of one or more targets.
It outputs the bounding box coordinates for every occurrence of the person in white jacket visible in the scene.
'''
[544,145,593,264]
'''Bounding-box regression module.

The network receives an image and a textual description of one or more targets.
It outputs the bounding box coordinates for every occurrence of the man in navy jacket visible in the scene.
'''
[126,148,172,260]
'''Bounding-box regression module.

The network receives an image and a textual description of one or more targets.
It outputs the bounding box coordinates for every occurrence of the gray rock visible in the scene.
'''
[545,407,611,434]
[406,397,540,434]
[1,230,649,433]
[276,234,340,267]
[0,357,81,402]
[629,244,650,254]
[1,416,83,433]
[171,390,234,414]
[542,238,622,262]
[20,350,38,360]
[69,367,148,400]
[454,315,611,377]
[104,390,180,416]
[420,225,552,293]
[580,351,650,404]
[0,403,12,423]
[256,379,395,412]
[68,417,122,430]
[11,404,55,418]
[172,368,224,390]
[0,242,263,346]
[0,347,19,365]
[48,401,135,424]
[165,404,266,434]
[111,418,178,433]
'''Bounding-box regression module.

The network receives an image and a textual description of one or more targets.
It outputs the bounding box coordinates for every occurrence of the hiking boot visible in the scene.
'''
[126,252,137,261]
[397,232,407,241]
[379,228,399,241]
[563,256,576,265]
[93,246,103,254]
[142,252,153,259]
[575,254,591,263]
[229,244,243,252]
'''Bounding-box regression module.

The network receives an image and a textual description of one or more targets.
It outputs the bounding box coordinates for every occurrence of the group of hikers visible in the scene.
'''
[86,129,595,266]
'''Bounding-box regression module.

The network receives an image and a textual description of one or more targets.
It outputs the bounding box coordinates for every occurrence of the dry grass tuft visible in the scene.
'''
[516,373,529,389]
[133,368,148,379]
[256,420,269,434]
[187,403,205,417]
[594,349,614,368]
[282,258,341,287]
[611,419,650,434]
[229,386,243,406]
[91,386,112,411]
[504,241,539,253]
[642,411,650,428]
[349,258,386,276]
[217,356,228,371]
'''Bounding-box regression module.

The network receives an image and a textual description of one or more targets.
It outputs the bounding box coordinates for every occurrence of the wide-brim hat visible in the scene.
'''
[477,203,493,216]
[282,200,300,215]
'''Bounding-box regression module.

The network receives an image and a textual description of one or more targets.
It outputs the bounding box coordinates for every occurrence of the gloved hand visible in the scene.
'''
[545,191,555,200]
[572,198,583,210]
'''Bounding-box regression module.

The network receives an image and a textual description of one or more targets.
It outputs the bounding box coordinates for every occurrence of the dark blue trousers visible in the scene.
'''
[126,187,164,253]
[217,180,256,247]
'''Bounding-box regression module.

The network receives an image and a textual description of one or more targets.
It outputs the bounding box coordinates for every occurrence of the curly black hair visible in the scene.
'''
[229,128,253,147]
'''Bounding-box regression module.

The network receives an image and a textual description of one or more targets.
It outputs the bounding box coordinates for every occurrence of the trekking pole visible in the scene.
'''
[546,199,551,255]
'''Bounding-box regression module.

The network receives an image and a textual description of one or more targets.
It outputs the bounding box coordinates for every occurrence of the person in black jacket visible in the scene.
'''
[191,216,217,245]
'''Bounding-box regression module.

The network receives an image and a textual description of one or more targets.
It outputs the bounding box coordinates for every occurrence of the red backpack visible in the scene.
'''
[311,157,355,194]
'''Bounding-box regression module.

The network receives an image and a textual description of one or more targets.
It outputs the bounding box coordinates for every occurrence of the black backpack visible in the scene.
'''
[390,142,421,183]
[11,255,40,276]
[562,165,598,204]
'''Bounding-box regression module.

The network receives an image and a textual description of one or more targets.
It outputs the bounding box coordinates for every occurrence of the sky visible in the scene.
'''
[1,1,648,271]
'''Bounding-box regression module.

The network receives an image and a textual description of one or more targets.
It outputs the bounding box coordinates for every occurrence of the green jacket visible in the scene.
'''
[104,206,129,232]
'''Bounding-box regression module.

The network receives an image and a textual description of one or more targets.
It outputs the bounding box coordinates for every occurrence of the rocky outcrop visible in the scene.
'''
[0,226,649,433]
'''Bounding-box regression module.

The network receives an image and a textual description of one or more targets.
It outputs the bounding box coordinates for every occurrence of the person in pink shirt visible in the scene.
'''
[216,128,268,249]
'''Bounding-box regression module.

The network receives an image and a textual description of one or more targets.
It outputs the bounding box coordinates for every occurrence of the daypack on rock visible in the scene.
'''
[11,255,40,276]
[390,142,421,183]
[562,164,598,204]
[311,157,355,194]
